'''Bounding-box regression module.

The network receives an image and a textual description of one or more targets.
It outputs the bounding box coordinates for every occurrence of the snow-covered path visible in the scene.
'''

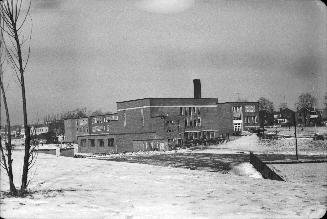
[1,151,326,218]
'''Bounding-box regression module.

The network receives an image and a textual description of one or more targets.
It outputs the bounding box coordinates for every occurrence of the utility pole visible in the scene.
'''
[293,112,298,160]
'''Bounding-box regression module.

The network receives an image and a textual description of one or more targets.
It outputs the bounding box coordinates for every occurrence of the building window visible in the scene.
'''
[197,117,201,126]
[98,139,104,147]
[89,139,95,147]
[233,106,242,112]
[107,125,110,132]
[180,107,183,115]
[234,123,242,132]
[108,138,114,147]
[189,107,191,115]
[245,105,255,112]
[141,109,144,127]
[123,111,126,127]
[81,139,86,147]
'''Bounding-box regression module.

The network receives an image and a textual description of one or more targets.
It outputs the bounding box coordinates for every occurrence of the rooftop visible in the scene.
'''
[116,97,218,104]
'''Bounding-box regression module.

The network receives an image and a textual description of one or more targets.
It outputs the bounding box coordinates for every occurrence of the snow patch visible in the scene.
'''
[231,163,263,179]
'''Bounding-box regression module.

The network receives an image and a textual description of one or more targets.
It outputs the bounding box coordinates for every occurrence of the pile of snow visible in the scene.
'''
[230,163,263,179]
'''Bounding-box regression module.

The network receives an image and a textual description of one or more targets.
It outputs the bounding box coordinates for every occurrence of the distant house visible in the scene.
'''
[274,108,295,127]
[317,108,327,122]
[31,124,49,136]
[296,107,321,126]
[47,120,65,136]
[2,125,23,138]
[259,110,274,127]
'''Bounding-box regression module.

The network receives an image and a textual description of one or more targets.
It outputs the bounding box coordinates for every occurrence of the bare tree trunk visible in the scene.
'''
[0,73,17,195]
[12,28,31,193]
[1,0,32,195]
[0,11,17,195]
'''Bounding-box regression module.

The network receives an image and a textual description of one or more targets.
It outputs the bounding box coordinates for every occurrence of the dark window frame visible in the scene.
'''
[89,139,95,147]
[108,138,114,147]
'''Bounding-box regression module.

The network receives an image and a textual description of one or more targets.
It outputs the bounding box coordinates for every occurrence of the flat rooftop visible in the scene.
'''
[116,97,218,104]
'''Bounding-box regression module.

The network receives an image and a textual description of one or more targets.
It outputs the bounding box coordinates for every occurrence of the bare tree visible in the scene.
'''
[296,93,317,110]
[0,16,17,195]
[279,102,288,110]
[258,97,274,113]
[0,0,33,194]
[258,97,274,127]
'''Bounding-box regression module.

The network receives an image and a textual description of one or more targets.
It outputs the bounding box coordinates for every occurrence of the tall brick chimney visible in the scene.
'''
[193,79,201,99]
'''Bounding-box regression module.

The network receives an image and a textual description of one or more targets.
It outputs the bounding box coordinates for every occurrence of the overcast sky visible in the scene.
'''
[2,0,326,125]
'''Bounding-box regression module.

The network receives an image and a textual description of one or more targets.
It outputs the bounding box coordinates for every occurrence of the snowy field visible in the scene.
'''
[1,134,327,218]
[265,126,327,137]
[1,149,326,218]
[195,134,327,156]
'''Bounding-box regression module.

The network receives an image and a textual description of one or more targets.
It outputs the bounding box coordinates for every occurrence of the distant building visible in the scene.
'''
[31,124,49,136]
[76,97,235,153]
[63,117,88,143]
[67,79,237,153]
[3,125,23,138]
[296,107,321,126]
[273,108,295,127]
[47,120,65,136]
[259,110,274,127]
[221,102,260,133]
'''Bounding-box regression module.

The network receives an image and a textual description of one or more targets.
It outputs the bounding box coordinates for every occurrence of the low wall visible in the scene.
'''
[36,148,75,157]
[249,152,284,181]
[36,149,56,155]
[59,148,74,157]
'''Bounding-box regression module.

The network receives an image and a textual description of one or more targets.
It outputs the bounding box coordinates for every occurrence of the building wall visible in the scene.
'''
[216,103,234,136]
[225,102,259,132]
[78,134,116,154]
[114,132,165,152]
[73,98,238,153]
[76,117,89,136]
[77,132,165,153]
[116,98,221,149]
[64,119,77,143]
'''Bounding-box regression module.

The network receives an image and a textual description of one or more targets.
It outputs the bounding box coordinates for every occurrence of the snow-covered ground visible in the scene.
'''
[194,134,327,156]
[11,143,78,151]
[1,150,326,219]
[265,126,327,137]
